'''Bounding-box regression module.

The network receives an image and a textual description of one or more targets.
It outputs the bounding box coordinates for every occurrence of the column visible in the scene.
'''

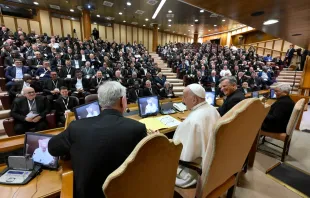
[152,24,158,52]
[194,32,198,44]
[82,10,91,40]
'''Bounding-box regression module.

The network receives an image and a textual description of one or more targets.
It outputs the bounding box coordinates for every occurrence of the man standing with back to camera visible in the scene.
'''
[48,81,147,198]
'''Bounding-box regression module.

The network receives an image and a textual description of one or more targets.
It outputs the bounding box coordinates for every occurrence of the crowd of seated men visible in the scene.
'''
[157,42,286,96]
[0,25,176,133]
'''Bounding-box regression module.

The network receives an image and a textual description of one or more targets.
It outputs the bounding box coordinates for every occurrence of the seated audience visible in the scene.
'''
[48,81,147,198]
[81,61,96,79]
[127,81,144,103]
[220,65,232,77]
[5,59,30,90]
[143,80,158,96]
[71,70,90,98]
[173,84,220,187]
[240,82,252,94]
[154,72,166,88]
[55,86,79,124]
[217,76,245,116]
[160,81,175,98]
[35,60,51,81]
[90,71,105,92]
[261,84,295,133]
[43,71,64,101]
[11,87,50,134]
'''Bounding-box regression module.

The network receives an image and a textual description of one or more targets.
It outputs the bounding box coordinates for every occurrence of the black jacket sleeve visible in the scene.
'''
[48,127,71,157]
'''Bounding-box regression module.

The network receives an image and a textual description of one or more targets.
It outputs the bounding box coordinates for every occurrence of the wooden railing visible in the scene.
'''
[299,56,310,96]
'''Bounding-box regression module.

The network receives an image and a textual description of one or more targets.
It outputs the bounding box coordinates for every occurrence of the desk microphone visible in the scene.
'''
[126,108,130,113]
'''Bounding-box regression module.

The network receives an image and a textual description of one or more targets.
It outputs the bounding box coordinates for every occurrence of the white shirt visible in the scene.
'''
[173,102,220,188]
[74,60,80,68]
[145,103,158,114]
[15,67,23,79]
[75,78,83,90]
[261,72,268,81]
[32,148,54,165]
[220,69,232,77]
[21,81,30,95]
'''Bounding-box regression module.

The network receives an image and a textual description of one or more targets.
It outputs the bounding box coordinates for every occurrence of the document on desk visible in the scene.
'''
[139,115,181,131]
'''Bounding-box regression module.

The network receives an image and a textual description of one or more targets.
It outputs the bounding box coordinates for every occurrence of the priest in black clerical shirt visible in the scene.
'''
[127,81,143,103]
[90,71,105,92]
[43,71,64,101]
[11,87,50,134]
[55,86,79,124]
[143,80,158,96]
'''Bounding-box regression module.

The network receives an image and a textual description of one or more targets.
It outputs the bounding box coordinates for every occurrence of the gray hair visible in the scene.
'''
[277,83,291,94]
[98,81,126,108]
[220,76,237,85]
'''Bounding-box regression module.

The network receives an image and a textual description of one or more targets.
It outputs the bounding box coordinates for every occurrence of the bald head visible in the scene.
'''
[23,87,36,100]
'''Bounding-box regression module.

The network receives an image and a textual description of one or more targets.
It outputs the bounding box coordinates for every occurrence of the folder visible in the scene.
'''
[139,117,168,131]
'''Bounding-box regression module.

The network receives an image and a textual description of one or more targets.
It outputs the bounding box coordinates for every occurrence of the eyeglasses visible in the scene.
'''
[27,91,35,94]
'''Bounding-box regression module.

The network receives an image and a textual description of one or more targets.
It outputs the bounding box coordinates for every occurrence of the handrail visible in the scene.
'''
[300,56,310,92]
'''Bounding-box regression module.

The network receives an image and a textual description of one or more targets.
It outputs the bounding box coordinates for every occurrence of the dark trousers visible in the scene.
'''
[284,57,292,66]
[59,115,66,124]
[14,119,48,135]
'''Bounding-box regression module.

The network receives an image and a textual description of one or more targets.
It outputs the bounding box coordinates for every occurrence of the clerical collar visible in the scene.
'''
[191,101,207,111]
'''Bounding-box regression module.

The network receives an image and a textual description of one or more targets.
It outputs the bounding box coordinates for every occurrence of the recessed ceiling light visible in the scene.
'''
[123,20,126,22]
[71,17,74,20]
[263,19,279,25]
[70,9,74,12]
[119,12,123,15]
[214,25,217,27]
[184,34,186,35]
[251,11,265,17]
[33,2,39,5]
[168,24,171,27]
[158,28,159,30]
[188,30,190,32]
[87,4,91,8]
[195,19,198,22]
[127,2,131,6]
[200,10,204,13]
[143,24,146,26]
[145,18,149,21]
[208,30,211,31]
[97,15,100,17]
[94,22,97,25]
[168,10,172,13]
[191,25,193,26]
[168,19,172,22]
[222,19,225,22]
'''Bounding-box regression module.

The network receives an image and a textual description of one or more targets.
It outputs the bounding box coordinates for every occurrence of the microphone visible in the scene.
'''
[126,108,130,113]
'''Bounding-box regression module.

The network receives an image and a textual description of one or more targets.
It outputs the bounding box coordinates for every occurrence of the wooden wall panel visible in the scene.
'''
[283,41,292,52]
[120,25,126,43]
[174,35,178,42]
[98,25,106,40]
[258,43,265,47]
[266,41,273,49]
[264,49,272,55]
[62,19,72,37]
[72,21,82,40]
[3,16,15,33]
[167,34,171,43]
[257,48,264,55]
[51,18,62,37]
[273,51,281,58]
[143,29,148,50]
[39,10,51,35]
[162,33,167,44]
[126,26,132,44]
[138,28,143,44]
[274,40,282,51]
[114,24,120,43]
[106,27,113,41]
[91,24,97,35]
[132,27,138,43]
[149,30,153,52]
[29,21,40,35]
[158,32,162,46]
[16,19,29,34]
[81,17,84,40]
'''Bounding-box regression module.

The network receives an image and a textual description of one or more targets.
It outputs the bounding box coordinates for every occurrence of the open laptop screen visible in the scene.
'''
[138,96,160,117]
[270,89,277,99]
[205,91,215,106]
[73,101,100,120]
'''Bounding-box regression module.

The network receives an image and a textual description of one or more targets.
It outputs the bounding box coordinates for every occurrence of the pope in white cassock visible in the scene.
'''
[173,84,220,188]
[33,138,54,165]
[145,98,158,114]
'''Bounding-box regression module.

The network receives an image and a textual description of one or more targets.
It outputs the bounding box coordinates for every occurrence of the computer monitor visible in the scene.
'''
[252,91,259,98]
[73,101,101,120]
[270,89,277,99]
[205,91,215,106]
[24,133,59,169]
[138,96,160,118]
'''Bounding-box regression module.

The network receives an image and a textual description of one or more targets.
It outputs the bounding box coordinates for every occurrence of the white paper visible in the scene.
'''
[26,112,39,118]
[67,75,71,78]
[40,74,44,77]
[156,115,181,127]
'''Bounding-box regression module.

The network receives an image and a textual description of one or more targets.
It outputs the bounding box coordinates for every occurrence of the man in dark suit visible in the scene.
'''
[127,81,144,103]
[143,80,158,96]
[5,59,31,90]
[70,70,90,98]
[55,86,79,124]
[208,70,220,86]
[48,81,147,198]
[59,59,77,79]
[10,87,50,134]
[43,71,64,101]
[261,84,295,133]
[217,76,245,116]
[240,82,252,94]
[284,44,295,66]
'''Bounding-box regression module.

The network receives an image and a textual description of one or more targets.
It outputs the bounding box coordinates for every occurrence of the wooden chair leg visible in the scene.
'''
[281,137,290,162]
[226,184,236,198]
[286,139,291,155]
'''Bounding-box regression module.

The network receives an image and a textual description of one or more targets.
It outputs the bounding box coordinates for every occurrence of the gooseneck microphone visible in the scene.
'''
[126,108,130,113]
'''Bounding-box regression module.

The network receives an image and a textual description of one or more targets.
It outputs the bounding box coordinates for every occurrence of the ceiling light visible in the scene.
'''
[214,25,217,27]
[70,9,74,12]
[94,22,97,25]
[33,2,39,5]
[168,24,171,27]
[200,10,204,13]
[195,19,198,22]
[71,17,74,20]
[184,34,186,35]
[191,25,193,26]
[97,15,100,17]
[188,30,190,32]
[87,4,91,8]
[127,2,131,6]
[123,20,126,22]
[222,19,225,22]
[143,24,146,26]
[168,10,172,13]
[119,12,123,15]
[168,19,172,22]
[152,0,167,19]
[208,30,211,31]
[145,18,149,21]
[263,19,279,25]
[158,28,159,30]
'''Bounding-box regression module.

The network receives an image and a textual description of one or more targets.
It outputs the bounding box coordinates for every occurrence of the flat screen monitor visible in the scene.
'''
[205,91,215,106]
[270,89,277,99]
[73,101,100,120]
[138,96,160,118]
[24,133,59,169]
[252,91,259,98]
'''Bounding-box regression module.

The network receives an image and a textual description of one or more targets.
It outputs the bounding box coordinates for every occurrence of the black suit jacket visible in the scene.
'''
[217,89,245,116]
[261,95,295,133]
[71,78,90,92]
[208,76,220,85]
[127,88,143,103]
[240,88,252,94]
[59,66,76,78]
[55,96,79,117]
[43,78,64,95]
[48,109,147,198]
[9,81,42,98]
[143,87,158,96]
[10,95,50,122]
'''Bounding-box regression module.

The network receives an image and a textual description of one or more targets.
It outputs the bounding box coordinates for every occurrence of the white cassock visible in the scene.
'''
[33,148,54,165]
[173,102,220,188]
[145,103,157,114]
